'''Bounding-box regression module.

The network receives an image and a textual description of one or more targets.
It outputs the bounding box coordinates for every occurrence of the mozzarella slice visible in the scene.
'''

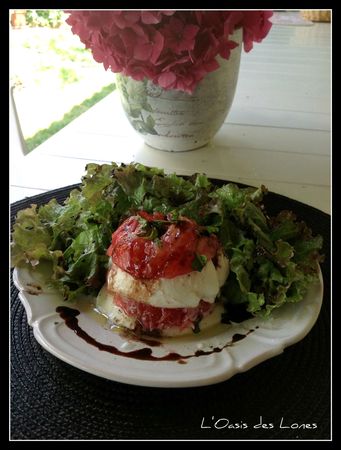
[107,252,229,309]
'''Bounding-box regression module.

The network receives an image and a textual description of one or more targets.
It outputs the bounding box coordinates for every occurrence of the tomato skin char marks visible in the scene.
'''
[107,212,220,280]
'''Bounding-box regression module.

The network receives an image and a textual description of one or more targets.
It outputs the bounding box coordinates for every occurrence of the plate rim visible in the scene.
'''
[12,265,324,388]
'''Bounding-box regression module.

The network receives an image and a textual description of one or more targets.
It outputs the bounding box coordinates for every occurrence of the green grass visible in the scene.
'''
[48,37,92,63]
[59,67,79,84]
[25,83,116,153]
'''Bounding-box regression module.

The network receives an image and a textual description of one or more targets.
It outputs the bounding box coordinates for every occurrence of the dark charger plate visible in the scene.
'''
[10,181,331,440]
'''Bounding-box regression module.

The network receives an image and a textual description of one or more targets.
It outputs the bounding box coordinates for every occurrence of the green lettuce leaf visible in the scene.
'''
[11,162,323,313]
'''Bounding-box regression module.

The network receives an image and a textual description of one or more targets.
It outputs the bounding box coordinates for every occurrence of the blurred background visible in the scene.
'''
[9,9,331,154]
[10,9,115,153]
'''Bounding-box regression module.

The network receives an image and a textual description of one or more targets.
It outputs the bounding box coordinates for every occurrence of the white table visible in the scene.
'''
[10,21,331,214]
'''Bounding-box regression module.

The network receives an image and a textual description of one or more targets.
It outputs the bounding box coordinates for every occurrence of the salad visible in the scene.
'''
[11,162,323,324]
[97,210,230,336]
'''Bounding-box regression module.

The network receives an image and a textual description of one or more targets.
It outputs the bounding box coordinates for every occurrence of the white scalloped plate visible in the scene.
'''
[12,265,323,388]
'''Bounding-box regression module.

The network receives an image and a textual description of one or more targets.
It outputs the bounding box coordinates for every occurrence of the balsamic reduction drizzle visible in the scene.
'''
[56,306,256,362]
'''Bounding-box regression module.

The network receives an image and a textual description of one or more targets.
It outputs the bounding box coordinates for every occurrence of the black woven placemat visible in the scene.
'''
[10,183,331,440]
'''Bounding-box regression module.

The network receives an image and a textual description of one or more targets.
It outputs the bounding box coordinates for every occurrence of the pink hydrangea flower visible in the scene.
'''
[160,17,199,54]
[240,11,274,52]
[65,10,273,93]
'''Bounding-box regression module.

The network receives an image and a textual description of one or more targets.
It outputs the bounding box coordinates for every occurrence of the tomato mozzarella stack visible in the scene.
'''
[96,212,229,336]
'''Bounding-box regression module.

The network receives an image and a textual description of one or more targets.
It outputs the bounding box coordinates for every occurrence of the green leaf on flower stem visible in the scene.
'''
[131,120,148,134]
[143,102,154,113]
[129,108,141,119]
[146,115,155,127]
[144,115,157,134]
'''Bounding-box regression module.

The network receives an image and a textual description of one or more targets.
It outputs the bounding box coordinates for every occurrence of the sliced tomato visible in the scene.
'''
[107,212,220,279]
[115,293,213,332]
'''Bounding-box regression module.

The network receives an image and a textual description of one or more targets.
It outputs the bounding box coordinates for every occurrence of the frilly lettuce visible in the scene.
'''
[11,162,323,314]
